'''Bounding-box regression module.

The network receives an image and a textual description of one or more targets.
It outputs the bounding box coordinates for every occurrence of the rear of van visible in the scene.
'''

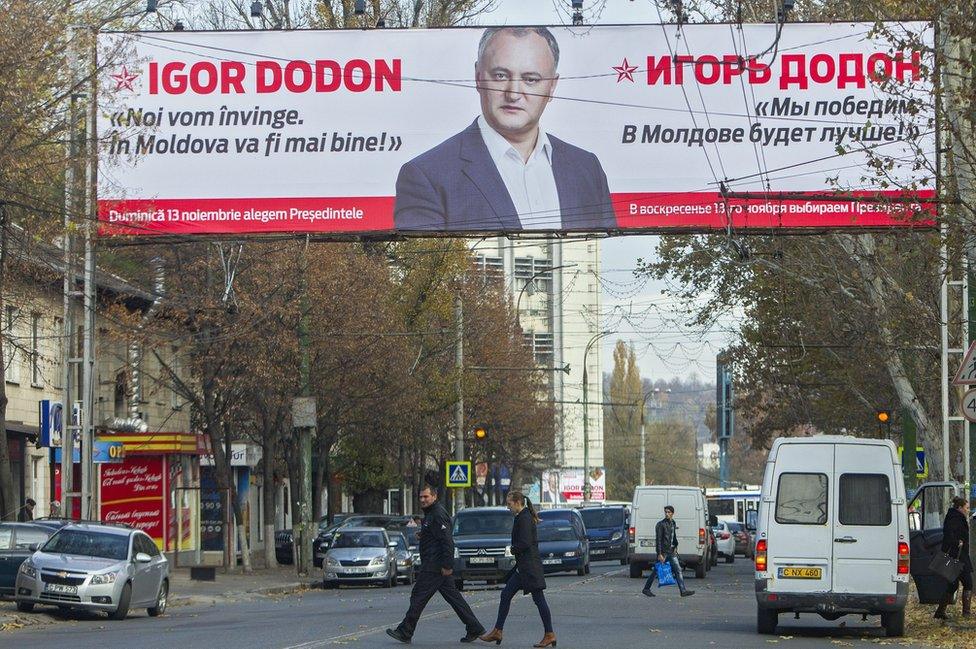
[754,436,909,637]
[630,486,708,579]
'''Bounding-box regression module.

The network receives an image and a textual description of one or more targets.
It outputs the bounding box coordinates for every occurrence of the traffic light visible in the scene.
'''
[876,410,892,437]
[473,426,487,441]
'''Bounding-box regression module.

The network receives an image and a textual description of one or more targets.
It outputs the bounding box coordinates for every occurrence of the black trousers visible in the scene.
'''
[397,571,483,638]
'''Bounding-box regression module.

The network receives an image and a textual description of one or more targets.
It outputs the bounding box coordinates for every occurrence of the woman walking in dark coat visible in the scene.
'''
[935,496,972,619]
[480,491,556,647]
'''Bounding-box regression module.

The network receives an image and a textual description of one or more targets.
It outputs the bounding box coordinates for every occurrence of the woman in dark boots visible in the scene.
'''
[935,496,972,619]
[480,491,556,648]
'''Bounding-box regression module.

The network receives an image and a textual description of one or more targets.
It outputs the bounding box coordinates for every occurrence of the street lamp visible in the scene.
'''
[583,330,613,502]
[638,388,662,487]
[514,263,577,330]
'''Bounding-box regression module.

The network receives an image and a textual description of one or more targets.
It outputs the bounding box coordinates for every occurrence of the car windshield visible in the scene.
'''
[580,508,623,529]
[539,511,573,524]
[42,529,129,560]
[333,531,386,548]
[453,512,513,536]
[538,525,577,542]
[727,522,743,533]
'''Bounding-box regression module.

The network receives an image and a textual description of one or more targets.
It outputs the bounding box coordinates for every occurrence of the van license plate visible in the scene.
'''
[542,559,561,565]
[779,567,822,579]
[469,557,494,565]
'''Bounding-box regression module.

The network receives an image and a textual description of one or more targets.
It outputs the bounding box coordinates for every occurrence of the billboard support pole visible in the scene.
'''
[454,289,464,514]
[81,26,98,521]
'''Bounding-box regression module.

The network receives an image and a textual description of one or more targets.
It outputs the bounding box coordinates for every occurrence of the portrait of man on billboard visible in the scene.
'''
[394,26,617,233]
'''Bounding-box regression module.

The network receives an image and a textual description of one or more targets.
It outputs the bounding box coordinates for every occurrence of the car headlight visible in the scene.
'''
[564,551,578,557]
[504,546,513,558]
[325,557,339,567]
[19,560,37,579]
[369,556,386,566]
[611,531,623,541]
[90,571,118,585]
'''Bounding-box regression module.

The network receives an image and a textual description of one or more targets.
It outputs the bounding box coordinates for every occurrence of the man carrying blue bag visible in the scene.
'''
[642,505,695,598]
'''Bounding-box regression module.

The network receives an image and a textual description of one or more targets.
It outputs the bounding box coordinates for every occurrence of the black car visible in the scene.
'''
[538,509,590,573]
[451,507,516,590]
[579,506,629,565]
[537,520,588,576]
[275,529,295,564]
[0,523,54,598]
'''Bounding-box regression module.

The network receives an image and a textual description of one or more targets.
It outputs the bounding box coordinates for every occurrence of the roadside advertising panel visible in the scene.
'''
[97,22,934,237]
[542,468,606,504]
[100,456,167,547]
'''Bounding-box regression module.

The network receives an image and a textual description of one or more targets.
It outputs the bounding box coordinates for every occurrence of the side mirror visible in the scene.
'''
[389,541,397,548]
[28,543,40,552]
[134,552,152,563]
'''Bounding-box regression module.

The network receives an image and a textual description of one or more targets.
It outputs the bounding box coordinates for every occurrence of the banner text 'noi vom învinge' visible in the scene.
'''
[96,22,935,237]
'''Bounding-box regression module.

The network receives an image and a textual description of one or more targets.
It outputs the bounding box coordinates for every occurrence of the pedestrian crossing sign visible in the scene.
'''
[446,461,472,488]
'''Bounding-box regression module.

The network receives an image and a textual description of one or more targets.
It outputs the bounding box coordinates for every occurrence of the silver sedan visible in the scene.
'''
[323,527,397,588]
[15,523,169,620]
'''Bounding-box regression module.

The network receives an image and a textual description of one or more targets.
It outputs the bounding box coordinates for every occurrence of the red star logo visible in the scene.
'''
[612,58,639,83]
[111,66,140,91]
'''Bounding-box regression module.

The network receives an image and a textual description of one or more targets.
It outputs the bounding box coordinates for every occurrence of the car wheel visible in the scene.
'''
[757,607,778,634]
[629,562,642,578]
[323,580,337,589]
[16,601,34,613]
[882,610,905,637]
[148,579,169,617]
[695,561,706,579]
[109,582,132,621]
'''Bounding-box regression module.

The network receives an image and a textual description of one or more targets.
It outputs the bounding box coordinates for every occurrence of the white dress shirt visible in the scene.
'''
[478,116,562,230]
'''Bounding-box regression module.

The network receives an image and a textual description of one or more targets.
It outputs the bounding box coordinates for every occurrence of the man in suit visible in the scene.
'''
[394,26,617,233]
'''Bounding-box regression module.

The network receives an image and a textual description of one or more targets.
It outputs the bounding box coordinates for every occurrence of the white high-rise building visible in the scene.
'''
[472,238,604,472]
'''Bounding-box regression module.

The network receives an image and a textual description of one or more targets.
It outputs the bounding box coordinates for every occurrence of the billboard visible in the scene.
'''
[542,468,606,504]
[97,23,934,237]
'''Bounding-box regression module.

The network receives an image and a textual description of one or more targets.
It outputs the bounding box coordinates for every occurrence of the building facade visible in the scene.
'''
[472,238,604,476]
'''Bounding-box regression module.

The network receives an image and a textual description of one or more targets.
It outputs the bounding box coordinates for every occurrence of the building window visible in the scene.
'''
[533,333,554,367]
[30,313,42,387]
[4,306,19,384]
[114,371,127,418]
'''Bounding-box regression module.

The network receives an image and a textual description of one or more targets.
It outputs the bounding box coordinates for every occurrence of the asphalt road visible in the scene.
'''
[4,559,926,648]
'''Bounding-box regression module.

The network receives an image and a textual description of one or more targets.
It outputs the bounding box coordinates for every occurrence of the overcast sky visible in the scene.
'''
[477,1,734,384]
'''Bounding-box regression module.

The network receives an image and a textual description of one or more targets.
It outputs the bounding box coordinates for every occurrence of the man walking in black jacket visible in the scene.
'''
[641,505,694,597]
[387,486,485,643]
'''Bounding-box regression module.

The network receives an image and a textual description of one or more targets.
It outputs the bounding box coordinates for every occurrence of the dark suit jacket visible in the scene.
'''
[394,119,617,232]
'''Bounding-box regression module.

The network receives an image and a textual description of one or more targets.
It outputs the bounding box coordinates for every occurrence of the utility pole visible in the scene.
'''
[294,237,315,575]
[80,26,97,520]
[454,289,464,513]
[582,331,610,503]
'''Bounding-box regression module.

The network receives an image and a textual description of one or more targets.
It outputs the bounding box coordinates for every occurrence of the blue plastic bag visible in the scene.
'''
[655,560,677,587]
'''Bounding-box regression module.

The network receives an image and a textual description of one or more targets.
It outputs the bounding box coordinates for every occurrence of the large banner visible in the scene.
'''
[97,23,934,237]
[542,468,606,504]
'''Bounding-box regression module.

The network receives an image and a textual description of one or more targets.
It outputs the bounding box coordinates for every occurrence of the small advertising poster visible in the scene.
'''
[100,456,167,547]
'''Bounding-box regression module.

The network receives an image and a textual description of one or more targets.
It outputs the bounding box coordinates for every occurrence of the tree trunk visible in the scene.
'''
[313,437,326,521]
[0,212,15,520]
[261,431,277,569]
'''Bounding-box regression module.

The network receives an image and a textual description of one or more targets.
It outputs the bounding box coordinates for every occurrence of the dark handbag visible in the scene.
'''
[929,547,964,583]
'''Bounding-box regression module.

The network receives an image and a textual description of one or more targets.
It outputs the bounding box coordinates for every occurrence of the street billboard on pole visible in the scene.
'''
[97,22,934,237]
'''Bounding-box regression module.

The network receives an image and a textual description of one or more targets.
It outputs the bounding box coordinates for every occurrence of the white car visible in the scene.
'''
[711,522,735,563]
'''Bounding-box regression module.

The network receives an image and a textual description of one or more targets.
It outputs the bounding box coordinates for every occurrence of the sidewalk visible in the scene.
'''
[1,565,318,631]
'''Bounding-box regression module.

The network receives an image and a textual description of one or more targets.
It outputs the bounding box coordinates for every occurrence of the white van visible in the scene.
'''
[629,485,709,579]
[754,436,909,637]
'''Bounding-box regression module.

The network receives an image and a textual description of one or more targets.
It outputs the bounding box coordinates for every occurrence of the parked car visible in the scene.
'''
[389,531,415,584]
[0,524,55,599]
[711,522,735,563]
[630,485,709,579]
[322,527,397,588]
[451,507,516,591]
[15,523,169,621]
[726,521,752,558]
[579,505,629,565]
[275,529,295,565]
[537,509,589,574]
[537,521,588,576]
[755,435,909,638]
